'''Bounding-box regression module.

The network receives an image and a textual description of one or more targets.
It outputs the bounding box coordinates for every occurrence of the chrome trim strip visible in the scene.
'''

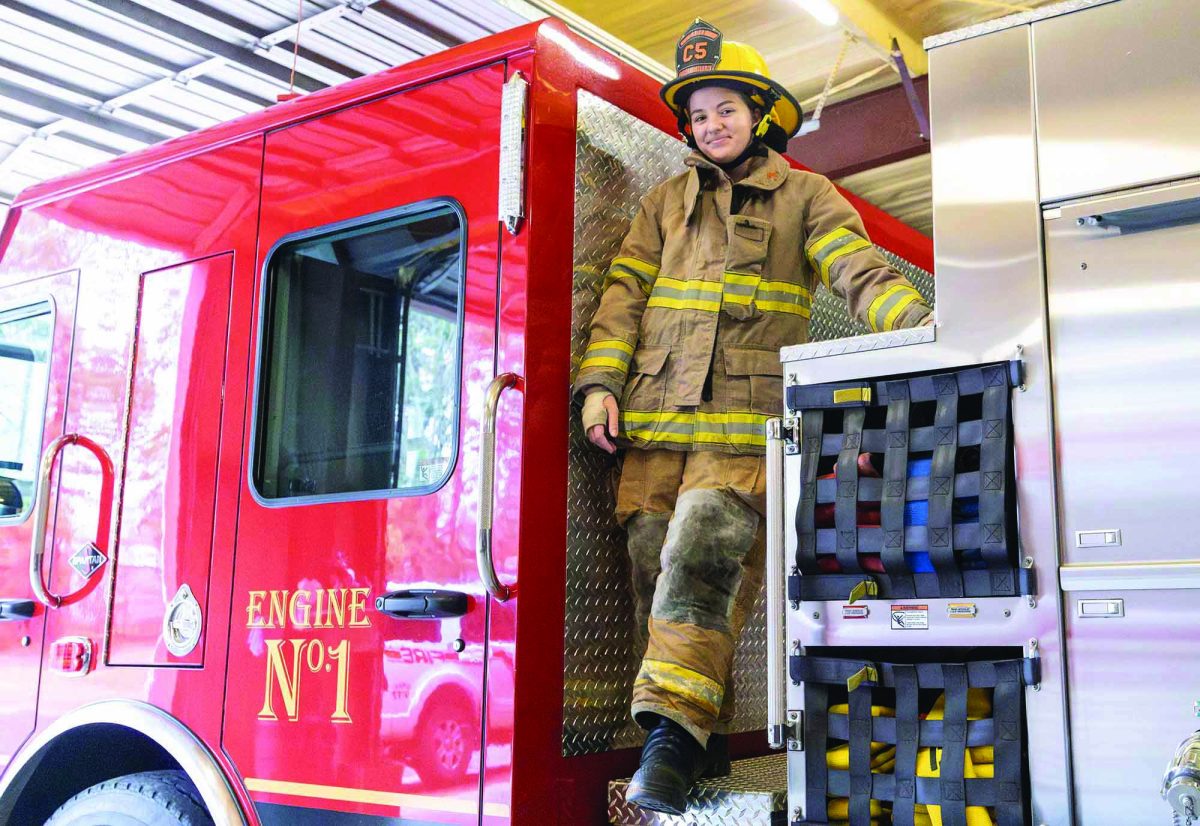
[765,418,787,750]
[1060,562,1200,591]
[0,700,248,824]
[924,0,1121,50]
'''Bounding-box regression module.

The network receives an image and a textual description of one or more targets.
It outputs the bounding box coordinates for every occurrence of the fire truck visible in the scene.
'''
[2,0,1199,824]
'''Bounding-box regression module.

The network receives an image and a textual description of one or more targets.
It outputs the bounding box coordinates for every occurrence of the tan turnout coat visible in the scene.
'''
[574,148,932,455]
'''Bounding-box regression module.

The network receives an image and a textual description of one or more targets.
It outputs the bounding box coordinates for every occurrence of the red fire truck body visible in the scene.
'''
[0,19,932,825]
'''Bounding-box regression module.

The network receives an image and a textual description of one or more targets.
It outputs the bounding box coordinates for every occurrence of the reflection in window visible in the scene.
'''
[0,303,52,520]
[255,204,463,500]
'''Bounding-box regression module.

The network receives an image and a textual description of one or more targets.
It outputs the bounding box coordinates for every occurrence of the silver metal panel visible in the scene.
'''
[784,26,1074,824]
[1065,589,1200,823]
[1033,0,1200,202]
[923,0,1119,50]
[1046,178,1200,567]
[1062,562,1200,591]
[564,92,768,757]
[607,755,785,825]
[780,324,933,363]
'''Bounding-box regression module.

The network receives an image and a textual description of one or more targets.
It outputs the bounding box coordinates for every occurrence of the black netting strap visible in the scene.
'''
[796,569,1018,601]
[823,773,1001,807]
[796,410,824,574]
[820,420,983,455]
[891,665,919,826]
[929,373,962,597]
[826,713,998,747]
[815,471,981,504]
[939,664,969,826]
[848,683,874,825]
[979,364,1011,570]
[804,681,830,824]
[881,380,913,597]
[835,408,866,574]
[790,655,1035,690]
[993,660,1025,826]
[787,362,1019,412]
[789,381,873,410]
[815,524,979,554]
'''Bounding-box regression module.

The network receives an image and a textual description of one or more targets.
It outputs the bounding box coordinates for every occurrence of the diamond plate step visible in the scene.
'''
[608,754,787,825]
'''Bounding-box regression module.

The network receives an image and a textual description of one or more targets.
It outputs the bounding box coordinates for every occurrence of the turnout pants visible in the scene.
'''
[616,448,766,747]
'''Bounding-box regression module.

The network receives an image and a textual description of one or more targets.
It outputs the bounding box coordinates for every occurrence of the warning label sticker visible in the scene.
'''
[890,604,929,630]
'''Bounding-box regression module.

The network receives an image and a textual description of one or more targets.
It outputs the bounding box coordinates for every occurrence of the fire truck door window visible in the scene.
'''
[0,302,52,521]
[254,204,463,500]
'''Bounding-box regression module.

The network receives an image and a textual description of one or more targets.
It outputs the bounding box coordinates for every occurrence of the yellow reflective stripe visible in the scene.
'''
[580,356,630,371]
[635,659,723,716]
[881,289,923,332]
[866,284,925,332]
[603,270,652,295]
[807,227,873,288]
[646,296,721,312]
[723,272,759,286]
[756,300,810,317]
[654,276,723,294]
[614,256,660,279]
[586,338,634,355]
[620,410,769,447]
[758,280,810,299]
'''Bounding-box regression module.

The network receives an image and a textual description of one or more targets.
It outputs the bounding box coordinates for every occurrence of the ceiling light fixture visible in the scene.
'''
[793,0,840,27]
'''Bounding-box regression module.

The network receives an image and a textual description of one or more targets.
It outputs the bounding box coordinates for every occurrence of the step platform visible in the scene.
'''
[608,754,787,825]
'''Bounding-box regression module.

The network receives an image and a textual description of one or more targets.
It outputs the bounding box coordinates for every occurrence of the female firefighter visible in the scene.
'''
[573,19,934,815]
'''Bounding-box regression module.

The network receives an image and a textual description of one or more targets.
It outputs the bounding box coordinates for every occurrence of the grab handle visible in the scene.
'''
[477,373,521,601]
[765,418,788,749]
[30,434,114,608]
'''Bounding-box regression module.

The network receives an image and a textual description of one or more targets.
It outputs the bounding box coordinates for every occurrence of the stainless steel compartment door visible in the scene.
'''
[1047,179,1200,566]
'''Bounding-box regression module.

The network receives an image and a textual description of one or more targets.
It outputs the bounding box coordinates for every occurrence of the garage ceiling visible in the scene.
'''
[0,0,1060,236]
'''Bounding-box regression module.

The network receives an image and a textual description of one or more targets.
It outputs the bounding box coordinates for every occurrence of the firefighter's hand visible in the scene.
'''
[583,390,620,454]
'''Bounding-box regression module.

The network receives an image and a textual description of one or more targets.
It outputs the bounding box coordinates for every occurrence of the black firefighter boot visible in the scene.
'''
[626,715,706,815]
[702,732,730,778]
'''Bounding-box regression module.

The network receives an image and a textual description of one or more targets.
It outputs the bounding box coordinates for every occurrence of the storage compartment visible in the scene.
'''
[787,363,1030,601]
[790,647,1035,826]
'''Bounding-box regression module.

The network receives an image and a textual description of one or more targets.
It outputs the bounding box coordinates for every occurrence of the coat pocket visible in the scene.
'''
[723,216,773,321]
[723,346,784,414]
[623,345,671,412]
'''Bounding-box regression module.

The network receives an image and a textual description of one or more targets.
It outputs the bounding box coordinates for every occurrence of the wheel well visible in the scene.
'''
[2,723,185,823]
[419,683,475,728]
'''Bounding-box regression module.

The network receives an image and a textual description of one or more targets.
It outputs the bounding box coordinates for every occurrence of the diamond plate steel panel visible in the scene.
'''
[608,755,787,825]
[565,91,933,758]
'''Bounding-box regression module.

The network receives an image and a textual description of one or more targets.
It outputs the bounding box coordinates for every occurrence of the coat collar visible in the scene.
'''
[682,147,790,223]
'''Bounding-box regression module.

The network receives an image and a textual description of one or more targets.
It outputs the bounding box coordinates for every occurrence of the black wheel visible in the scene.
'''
[413,699,472,787]
[46,769,213,826]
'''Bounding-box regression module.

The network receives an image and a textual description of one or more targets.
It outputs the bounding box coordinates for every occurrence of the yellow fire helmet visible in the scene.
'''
[660,19,803,150]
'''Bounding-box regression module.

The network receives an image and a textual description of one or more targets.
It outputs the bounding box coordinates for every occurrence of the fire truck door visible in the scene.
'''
[224,64,506,825]
[0,271,78,770]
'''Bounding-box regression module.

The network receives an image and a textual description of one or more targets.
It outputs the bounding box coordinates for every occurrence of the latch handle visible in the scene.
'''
[375,589,470,620]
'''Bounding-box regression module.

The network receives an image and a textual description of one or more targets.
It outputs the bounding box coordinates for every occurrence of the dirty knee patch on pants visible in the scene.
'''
[651,488,760,632]
[626,511,671,657]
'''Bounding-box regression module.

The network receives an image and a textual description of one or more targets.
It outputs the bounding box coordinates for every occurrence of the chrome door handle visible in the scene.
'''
[30,433,114,608]
[477,373,521,602]
[765,418,788,749]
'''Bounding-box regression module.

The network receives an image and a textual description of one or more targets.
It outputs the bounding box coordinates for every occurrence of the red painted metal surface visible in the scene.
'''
[0,17,933,826]
[220,63,510,823]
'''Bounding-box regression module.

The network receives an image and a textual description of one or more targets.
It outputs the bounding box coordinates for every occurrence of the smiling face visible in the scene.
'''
[686,85,759,165]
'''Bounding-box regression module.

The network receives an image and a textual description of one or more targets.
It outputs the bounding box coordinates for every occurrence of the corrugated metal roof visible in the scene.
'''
[0,0,532,227]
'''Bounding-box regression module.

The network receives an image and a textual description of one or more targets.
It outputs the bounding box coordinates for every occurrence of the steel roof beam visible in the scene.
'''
[825,0,928,77]
[371,3,463,49]
[0,80,169,146]
[3,1,274,109]
[787,76,929,179]
[171,0,366,84]
[88,0,325,92]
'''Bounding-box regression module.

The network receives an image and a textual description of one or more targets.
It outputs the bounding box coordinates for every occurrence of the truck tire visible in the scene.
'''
[45,769,213,825]
[414,699,471,787]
